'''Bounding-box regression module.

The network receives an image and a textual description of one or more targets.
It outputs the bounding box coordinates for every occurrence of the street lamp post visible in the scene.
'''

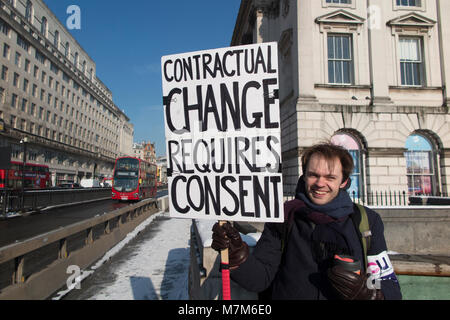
[20,137,28,211]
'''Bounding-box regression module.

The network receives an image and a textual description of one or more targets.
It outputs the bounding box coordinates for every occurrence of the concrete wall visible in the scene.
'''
[376,206,450,255]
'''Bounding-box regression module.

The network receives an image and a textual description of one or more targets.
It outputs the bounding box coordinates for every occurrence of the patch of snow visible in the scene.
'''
[241,233,261,246]
[52,210,192,300]
[194,220,215,247]
[194,219,261,248]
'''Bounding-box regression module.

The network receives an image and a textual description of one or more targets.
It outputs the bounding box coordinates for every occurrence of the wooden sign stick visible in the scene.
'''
[219,220,231,300]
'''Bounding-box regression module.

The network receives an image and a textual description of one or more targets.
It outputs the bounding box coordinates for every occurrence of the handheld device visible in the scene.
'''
[333,254,361,275]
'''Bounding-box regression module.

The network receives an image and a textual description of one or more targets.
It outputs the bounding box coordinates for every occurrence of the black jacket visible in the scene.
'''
[230,199,402,300]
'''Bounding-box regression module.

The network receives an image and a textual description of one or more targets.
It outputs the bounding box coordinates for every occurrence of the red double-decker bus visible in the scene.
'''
[0,161,51,189]
[111,157,157,201]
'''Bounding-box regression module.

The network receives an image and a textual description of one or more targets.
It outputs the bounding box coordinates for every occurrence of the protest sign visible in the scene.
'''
[162,42,283,223]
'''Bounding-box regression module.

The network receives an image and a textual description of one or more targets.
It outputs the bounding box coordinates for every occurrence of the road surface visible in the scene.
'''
[0,189,168,248]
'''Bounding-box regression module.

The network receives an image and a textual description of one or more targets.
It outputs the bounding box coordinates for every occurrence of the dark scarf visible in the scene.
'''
[293,176,355,267]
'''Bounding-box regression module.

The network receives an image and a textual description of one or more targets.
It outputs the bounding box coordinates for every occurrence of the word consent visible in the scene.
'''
[171,175,281,219]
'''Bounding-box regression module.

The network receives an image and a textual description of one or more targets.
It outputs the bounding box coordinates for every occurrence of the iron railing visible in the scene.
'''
[284,190,450,206]
[351,190,408,206]
[1,188,112,217]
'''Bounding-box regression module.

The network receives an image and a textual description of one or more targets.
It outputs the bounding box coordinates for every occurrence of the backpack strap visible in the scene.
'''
[280,201,372,270]
[258,200,298,300]
[281,202,297,252]
[351,203,372,270]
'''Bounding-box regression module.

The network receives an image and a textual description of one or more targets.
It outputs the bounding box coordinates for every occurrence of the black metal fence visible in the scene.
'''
[350,190,408,206]
[284,190,450,206]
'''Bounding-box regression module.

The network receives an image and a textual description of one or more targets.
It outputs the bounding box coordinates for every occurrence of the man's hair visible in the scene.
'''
[301,142,355,183]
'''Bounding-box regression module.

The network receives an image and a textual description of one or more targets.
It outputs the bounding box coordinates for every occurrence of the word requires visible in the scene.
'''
[168,135,281,175]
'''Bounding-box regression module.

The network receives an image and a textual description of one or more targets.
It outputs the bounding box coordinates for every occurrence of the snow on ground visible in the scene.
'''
[51,203,263,300]
[194,220,261,248]
[53,209,192,300]
[90,214,191,300]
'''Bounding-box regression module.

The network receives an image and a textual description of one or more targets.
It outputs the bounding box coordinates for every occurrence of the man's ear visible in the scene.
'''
[340,178,351,190]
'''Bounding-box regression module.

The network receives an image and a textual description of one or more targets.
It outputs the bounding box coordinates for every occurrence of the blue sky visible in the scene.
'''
[43,0,242,156]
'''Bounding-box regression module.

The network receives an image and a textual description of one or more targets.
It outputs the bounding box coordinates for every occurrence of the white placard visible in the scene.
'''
[161,42,283,223]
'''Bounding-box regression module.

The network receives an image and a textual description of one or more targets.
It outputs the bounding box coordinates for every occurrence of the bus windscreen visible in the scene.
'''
[113,158,139,192]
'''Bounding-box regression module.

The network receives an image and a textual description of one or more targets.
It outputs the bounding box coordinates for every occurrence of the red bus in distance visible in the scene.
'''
[111,157,157,201]
[0,161,51,189]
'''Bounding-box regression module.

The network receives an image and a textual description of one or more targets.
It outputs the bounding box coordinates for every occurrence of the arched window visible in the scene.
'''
[6,0,16,8]
[25,1,33,23]
[331,133,363,199]
[54,30,59,49]
[74,52,79,68]
[405,134,435,195]
[65,42,70,58]
[41,16,48,37]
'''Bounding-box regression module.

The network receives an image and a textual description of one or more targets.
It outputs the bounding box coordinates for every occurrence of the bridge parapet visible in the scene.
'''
[1,188,112,216]
[0,196,169,300]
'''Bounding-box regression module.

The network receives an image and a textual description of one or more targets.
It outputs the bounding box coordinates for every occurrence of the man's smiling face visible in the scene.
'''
[304,153,348,205]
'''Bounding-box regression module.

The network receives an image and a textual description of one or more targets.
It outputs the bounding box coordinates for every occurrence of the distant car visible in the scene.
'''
[57,182,81,189]
[102,177,113,187]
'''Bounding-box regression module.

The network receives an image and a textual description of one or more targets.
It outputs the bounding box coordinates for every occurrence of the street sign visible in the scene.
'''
[162,42,284,223]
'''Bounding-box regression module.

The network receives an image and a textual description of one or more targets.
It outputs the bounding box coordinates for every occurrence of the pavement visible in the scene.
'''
[52,211,192,300]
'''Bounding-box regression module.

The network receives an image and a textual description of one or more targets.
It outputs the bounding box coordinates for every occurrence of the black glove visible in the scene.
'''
[211,222,249,268]
[327,265,384,300]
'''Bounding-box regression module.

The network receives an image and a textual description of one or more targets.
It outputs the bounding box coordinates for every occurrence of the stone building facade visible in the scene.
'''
[132,141,156,164]
[232,0,450,199]
[0,0,133,185]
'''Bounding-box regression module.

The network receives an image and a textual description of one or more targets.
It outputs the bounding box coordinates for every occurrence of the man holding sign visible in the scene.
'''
[212,142,402,300]
[162,42,284,299]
